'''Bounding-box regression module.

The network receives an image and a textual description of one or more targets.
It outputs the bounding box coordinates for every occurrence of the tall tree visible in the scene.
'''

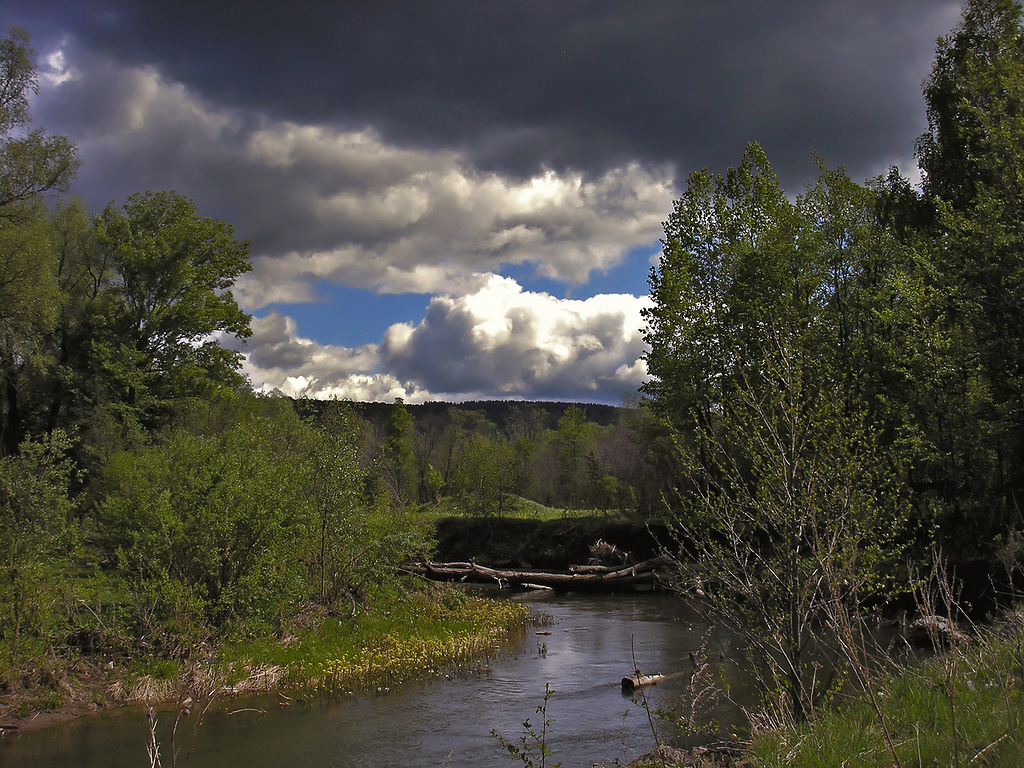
[91,191,252,429]
[916,0,1024,536]
[304,400,368,603]
[0,210,58,454]
[0,28,79,455]
[553,405,595,509]
[379,396,415,506]
[643,144,907,723]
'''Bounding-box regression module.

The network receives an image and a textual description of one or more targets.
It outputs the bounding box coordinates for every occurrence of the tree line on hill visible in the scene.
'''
[302,396,672,517]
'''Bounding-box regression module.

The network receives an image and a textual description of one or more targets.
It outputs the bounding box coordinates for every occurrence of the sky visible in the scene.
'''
[8,0,964,404]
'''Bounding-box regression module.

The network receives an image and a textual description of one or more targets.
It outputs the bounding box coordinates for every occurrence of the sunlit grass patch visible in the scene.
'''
[311,593,531,695]
[221,582,532,698]
[415,495,621,521]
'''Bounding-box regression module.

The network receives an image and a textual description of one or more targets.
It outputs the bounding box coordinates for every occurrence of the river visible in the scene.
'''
[0,591,746,768]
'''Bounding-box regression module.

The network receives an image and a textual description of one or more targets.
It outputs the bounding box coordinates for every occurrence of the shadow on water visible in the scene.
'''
[0,591,752,768]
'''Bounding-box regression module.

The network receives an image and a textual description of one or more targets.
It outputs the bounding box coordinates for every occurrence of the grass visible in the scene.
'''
[746,608,1024,768]
[218,581,533,697]
[415,494,624,522]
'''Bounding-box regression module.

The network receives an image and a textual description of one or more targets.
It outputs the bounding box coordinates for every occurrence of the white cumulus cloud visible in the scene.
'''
[235,277,652,403]
[380,275,652,402]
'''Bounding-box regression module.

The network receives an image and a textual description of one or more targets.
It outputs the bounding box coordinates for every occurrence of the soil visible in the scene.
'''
[0,657,118,737]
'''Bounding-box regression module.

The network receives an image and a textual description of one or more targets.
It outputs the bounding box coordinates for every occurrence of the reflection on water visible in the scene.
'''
[0,591,748,768]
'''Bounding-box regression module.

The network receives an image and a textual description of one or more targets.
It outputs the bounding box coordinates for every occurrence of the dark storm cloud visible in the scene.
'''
[18,0,960,189]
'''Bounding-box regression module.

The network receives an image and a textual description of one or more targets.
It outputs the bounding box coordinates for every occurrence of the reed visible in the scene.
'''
[747,609,1024,768]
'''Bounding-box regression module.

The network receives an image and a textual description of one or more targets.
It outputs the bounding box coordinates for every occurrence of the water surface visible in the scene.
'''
[1,591,743,768]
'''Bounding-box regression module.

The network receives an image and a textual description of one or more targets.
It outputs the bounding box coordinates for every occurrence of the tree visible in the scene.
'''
[454,430,522,517]
[92,191,252,429]
[918,0,1024,210]
[97,404,308,642]
[0,209,59,454]
[37,200,112,450]
[411,409,450,503]
[552,405,594,509]
[379,397,415,506]
[0,27,79,219]
[303,400,369,603]
[0,430,78,653]
[0,27,79,455]
[643,144,907,723]
[915,0,1024,538]
[609,399,678,518]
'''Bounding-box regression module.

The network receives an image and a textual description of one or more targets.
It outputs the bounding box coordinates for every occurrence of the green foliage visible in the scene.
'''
[918,0,1024,210]
[552,405,593,509]
[91,393,431,654]
[638,1,1024,740]
[0,27,79,455]
[396,402,634,516]
[0,209,59,343]
[91,190,252,427]
[304,400,369,602]
[0,209,62,453]
[96,413,307,646]
[0,430,78,653]
[454,431,523,517]
[380,396,415,505]
[644,145,911,723]
[749,613,1024,768]
[910,0,1024,540]
[0,27,79,218]
[3,188,255,458]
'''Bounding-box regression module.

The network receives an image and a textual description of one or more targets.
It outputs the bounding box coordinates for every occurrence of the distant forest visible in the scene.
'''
[295,397,670,517]
[305,399,623,432]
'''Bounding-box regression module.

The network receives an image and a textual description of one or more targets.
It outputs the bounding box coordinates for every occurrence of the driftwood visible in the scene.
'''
[621,669,690,692]
[621,672,667,691]
[405,555,672,592]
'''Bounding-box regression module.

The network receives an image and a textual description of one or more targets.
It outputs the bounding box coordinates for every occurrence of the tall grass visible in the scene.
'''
[747,609,1024,767]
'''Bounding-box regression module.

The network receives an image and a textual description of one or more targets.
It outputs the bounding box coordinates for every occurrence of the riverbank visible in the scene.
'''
[0,582,533,738]
[1,508,666,735]
[432,514,669,569]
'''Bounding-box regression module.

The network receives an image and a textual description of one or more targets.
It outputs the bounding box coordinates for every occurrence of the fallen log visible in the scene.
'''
[621,669,690,692]
[405,555,673,592]
[621,672,667,691]
[569,563,620,574]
